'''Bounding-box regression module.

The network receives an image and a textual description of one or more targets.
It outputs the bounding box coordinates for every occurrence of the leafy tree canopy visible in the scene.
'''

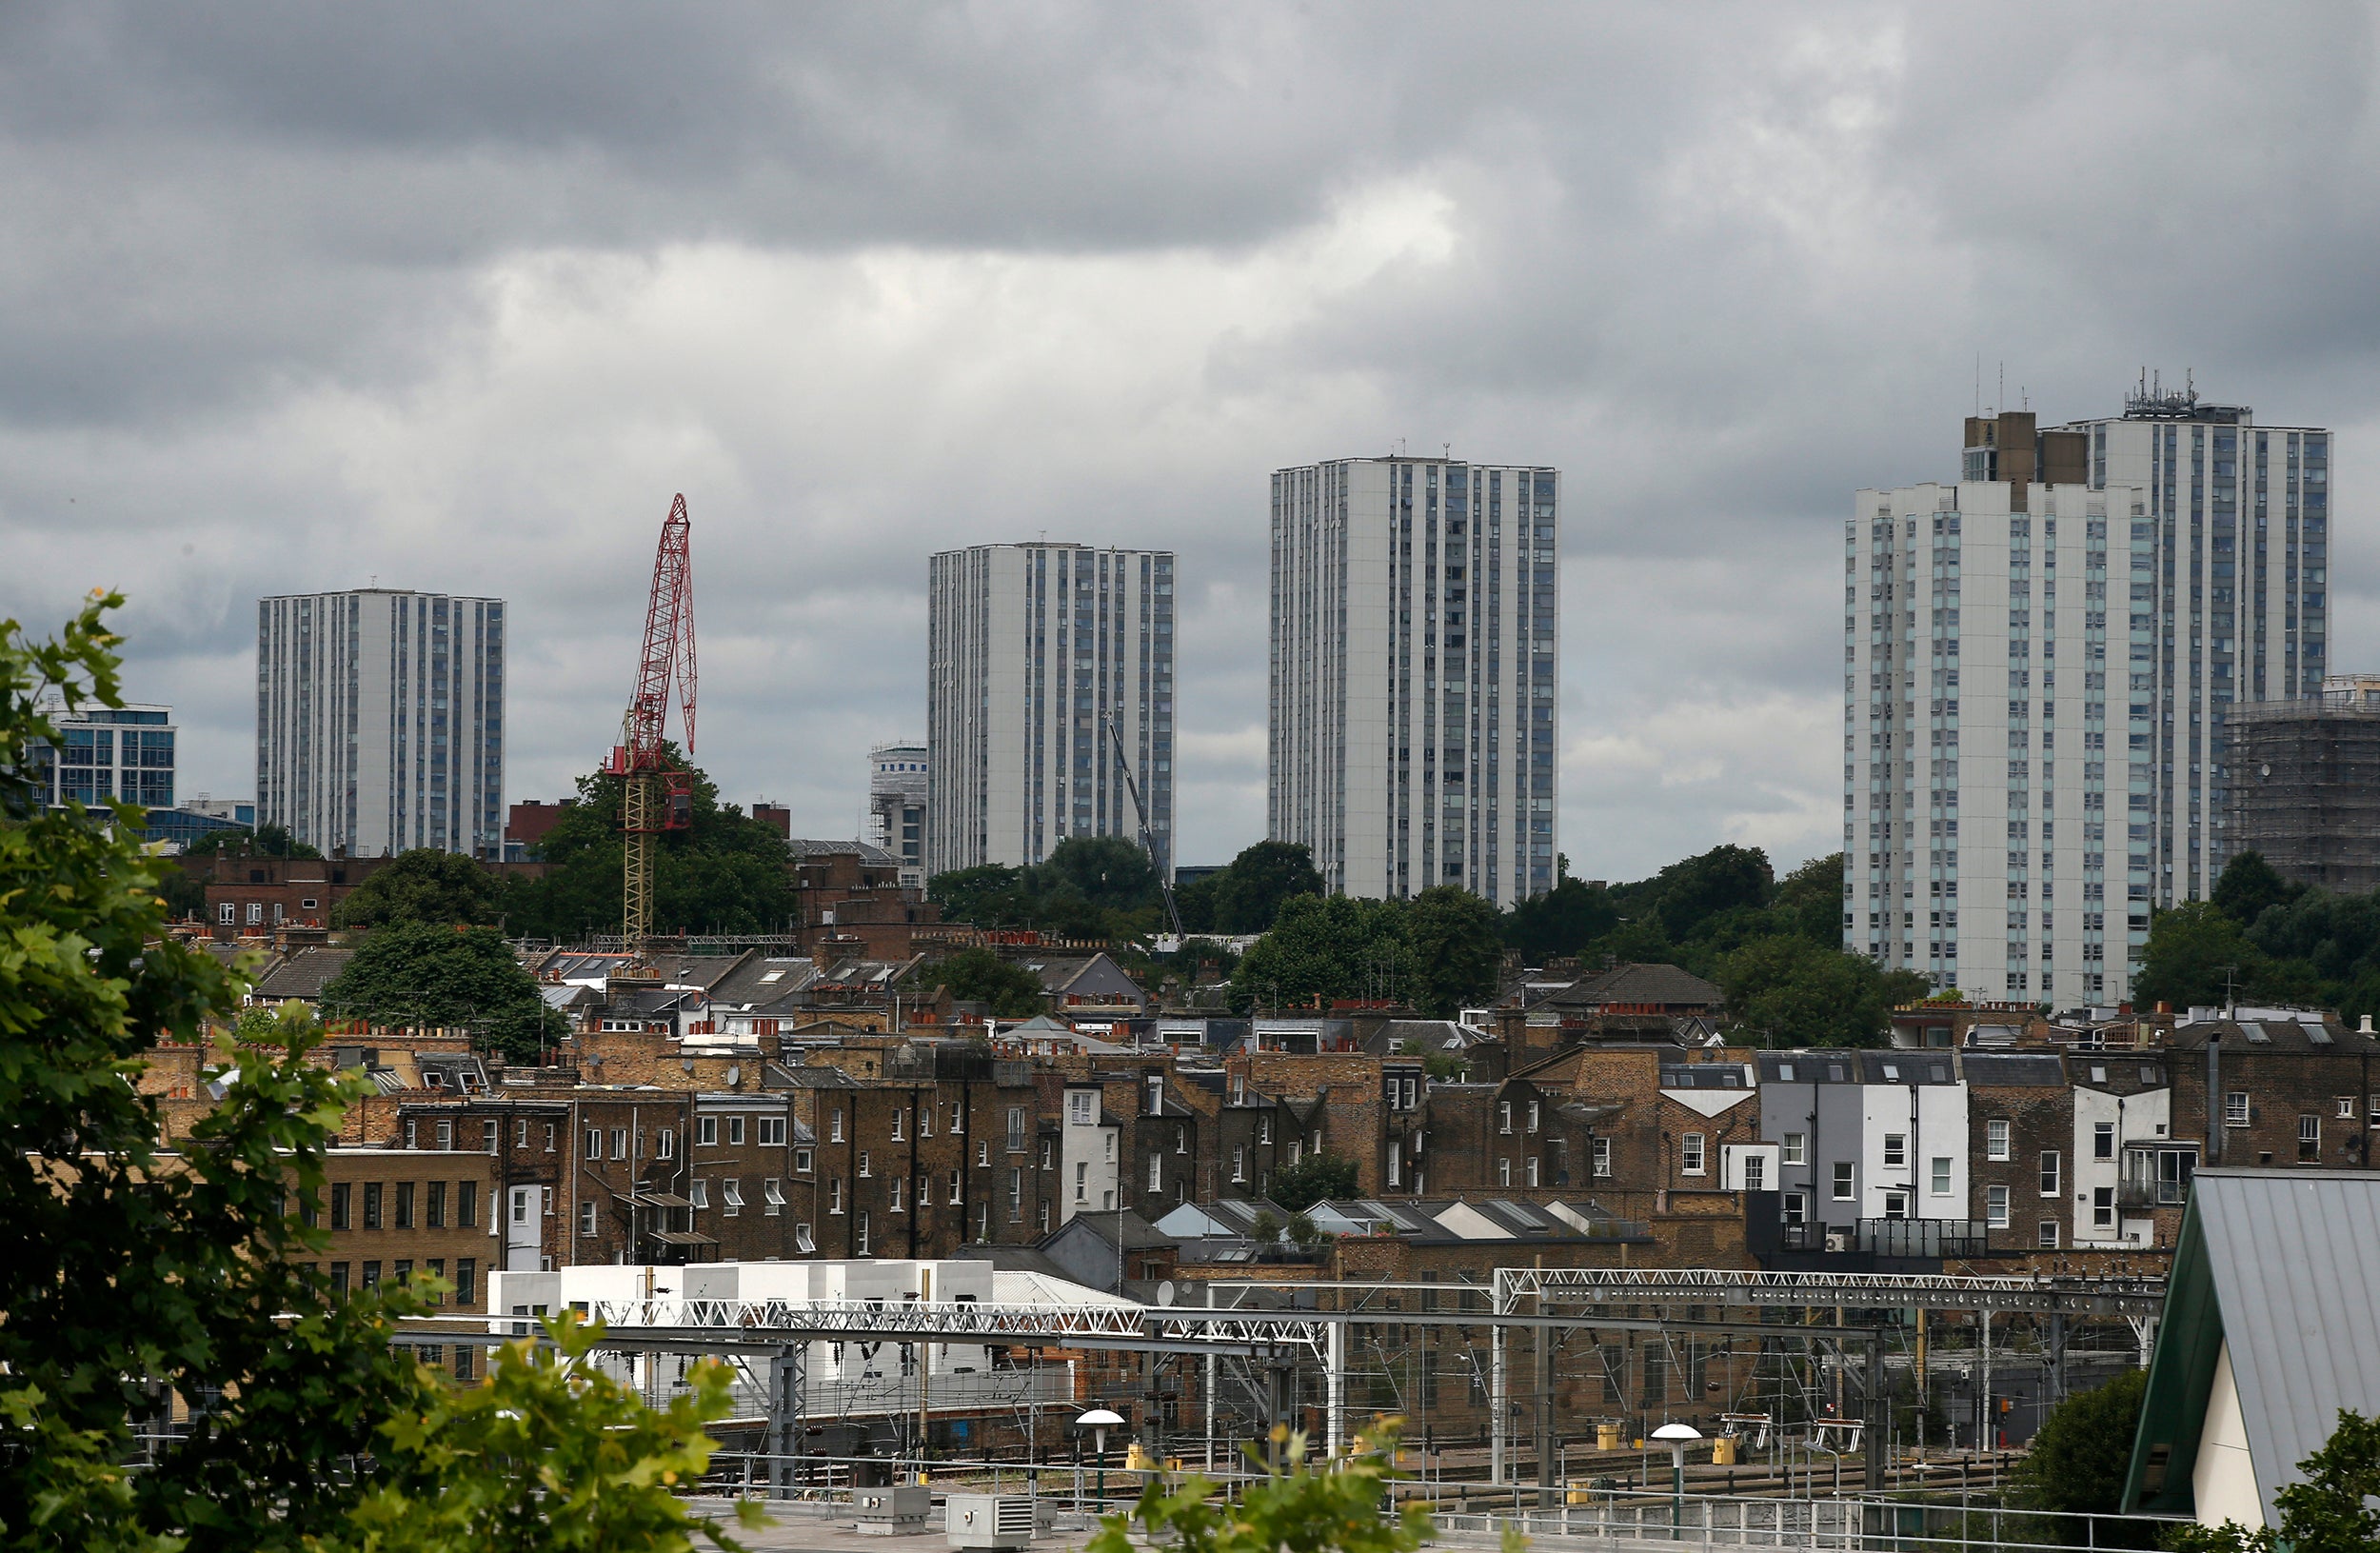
[333,847,505,929]
[181,821,321,860]
[321,921,567,1063]
[1402,885,1504,1017]
[928,836,1173,944]
[1229,894,1415,1013]
[2168,1406,2380,1553]
[0,594,748,1551]
[2211,849,2304,928]
[1094,1422,1429,1553]
[2131,901,2265,1011]
[1190,841,1325,934]
[1491,845,1934,1045]
[1721,932,1930,1048]
[913,945,1047,1019]
[500,747,795,941]
[1268,1151,1359,1213]
[2010,1368,2153,1546]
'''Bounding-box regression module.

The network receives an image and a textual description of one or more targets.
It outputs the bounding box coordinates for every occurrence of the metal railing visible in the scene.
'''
[675,1452,2192,1553]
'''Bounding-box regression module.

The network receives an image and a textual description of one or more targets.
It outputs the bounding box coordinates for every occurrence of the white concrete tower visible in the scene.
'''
[1269,457,1557,903]
[924,544,1175,877]
[256,588,506,858]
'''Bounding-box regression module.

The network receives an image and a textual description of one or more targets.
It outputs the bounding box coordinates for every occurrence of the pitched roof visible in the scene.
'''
[252,946,355,1001]
[2164,1015,2376,1053]
[2126,1169,2380,1526]
[1561,962,1724,1007]
[787,836,903,866]
[1958,1052,2067,1087]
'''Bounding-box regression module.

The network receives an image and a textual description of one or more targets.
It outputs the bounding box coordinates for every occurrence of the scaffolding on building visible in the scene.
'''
[2228,675,2380,894]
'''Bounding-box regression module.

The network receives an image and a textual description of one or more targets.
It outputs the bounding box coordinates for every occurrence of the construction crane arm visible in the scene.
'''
[1104,715,1183,940]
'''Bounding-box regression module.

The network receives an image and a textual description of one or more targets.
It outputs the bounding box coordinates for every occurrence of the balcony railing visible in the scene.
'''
[2118,1178,2191,1208]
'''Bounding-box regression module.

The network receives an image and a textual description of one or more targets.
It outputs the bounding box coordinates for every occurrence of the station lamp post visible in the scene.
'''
[1651,1423,1703,1541]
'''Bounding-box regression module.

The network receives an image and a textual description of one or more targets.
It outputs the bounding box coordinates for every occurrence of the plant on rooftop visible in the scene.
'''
[1268,1151,1359,1213]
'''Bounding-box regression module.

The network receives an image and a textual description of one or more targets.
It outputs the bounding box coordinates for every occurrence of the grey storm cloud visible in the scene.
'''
[4,2,2378,878]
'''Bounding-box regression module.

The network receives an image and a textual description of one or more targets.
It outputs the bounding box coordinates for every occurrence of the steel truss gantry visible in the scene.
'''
[1494,1266,2168,1318]
[402,1268,2167,1500]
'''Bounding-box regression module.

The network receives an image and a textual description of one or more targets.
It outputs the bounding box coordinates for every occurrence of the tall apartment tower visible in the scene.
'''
[1269,457,1558,903]
[2047,384,2330,906]
[257,589,506,858]
[924,544,1174,877]
[866,739,928,887]
[1846,388,2331,1006]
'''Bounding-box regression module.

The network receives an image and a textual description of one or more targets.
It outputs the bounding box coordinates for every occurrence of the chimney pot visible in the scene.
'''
[2361,1015,2374,1037]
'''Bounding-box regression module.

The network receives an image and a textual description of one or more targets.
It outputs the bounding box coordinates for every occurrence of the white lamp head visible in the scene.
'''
[1651,1424,1703,1443]
[1076,1408,1125,1427]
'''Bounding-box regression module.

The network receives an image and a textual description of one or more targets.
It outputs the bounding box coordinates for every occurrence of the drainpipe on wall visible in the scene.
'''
[2205,1033,2222,1166]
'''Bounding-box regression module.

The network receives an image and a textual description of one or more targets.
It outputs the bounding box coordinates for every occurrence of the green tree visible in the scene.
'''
[1774,852,1849,948]
[322,922,566,1063]
[1093,1423,1429,1553]
[1652,844,1775,940]
[0,594,752,1552]
[2011,1368,2153,1546]
[2166,1407,2380,1553]
[1269,1151,1359,1212]
[1402,885,1503,1016]
[918,946,1047,1018]
[1719,933,1923,1047]
[333,847,506,929]
[2211,849,2303,928]
[2132,902,2267,1010]
[1033,834,1160,916]
[500,748,794,941]
[346,1311,759,1552]
[1499,875,1621,961]
[181,821,321,860]
[1210,841,1325,933]
[1229,894,1414,1013]
[928,864,1037,927]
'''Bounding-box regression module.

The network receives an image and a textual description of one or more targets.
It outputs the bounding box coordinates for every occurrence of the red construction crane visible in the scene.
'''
[602,493,697,949]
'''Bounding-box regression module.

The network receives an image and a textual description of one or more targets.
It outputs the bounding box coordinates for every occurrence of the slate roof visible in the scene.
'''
[1557,963,1724,1008]
[2164,1016,2376,1053]
[788,836,903,867]
[1053,1209,1174,1252]
[1860,1052,1957,1085]
[2126,1169,2380,1526]
[1755,1052,1861,1085]
[252,946,355,1002]
[1958,1052,2067,1087]
[764,1063,861,1089]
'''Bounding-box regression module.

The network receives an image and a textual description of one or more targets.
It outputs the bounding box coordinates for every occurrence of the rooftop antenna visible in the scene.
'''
[1442,442,1451,460]
[1997,361,2004,415]
[2021,385,2029,410]
[1974,355,1981,417]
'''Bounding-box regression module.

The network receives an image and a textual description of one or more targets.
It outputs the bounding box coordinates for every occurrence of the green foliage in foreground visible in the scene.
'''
[1091,1423,1432,1553]
[2165,1407,2380,1553]
[0,593,758,1552]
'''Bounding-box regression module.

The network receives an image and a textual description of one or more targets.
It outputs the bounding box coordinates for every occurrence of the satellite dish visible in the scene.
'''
[1156,1281,1176,1306]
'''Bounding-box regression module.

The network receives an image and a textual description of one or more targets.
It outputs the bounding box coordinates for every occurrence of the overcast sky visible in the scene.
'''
[6,3,2379,883]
